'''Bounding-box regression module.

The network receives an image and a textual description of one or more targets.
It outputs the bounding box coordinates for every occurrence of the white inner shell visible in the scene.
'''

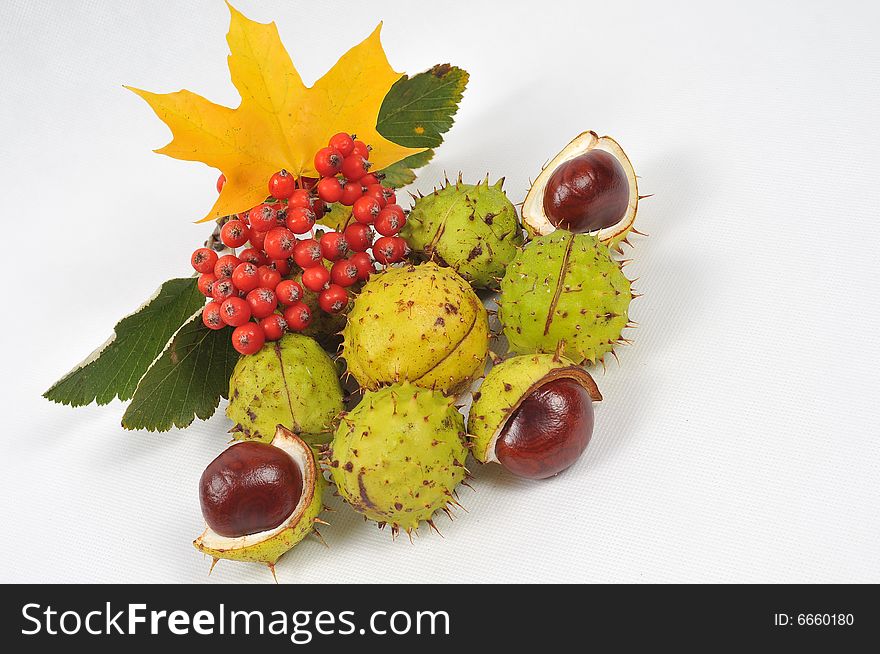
[522,131,638,242]
[197,432,312,550]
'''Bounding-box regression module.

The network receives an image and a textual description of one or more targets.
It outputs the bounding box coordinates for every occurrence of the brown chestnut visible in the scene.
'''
[199,441,303,538]
[542,149,630,233]
[494,377,594,479]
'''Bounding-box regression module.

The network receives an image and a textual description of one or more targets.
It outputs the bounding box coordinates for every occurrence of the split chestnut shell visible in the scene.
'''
[468,354,602,479]
[522,131,638,249]
[193,426,324,569]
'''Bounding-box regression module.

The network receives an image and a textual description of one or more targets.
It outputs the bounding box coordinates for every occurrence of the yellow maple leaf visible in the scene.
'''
[126,2,424,222]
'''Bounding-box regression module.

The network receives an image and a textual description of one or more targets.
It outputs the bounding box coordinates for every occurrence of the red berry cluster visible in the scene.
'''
[193,133,408,356]
[312,133,409,265]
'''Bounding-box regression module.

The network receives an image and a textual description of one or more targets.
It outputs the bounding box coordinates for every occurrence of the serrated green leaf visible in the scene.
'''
[44,278,205,407]
[377,149,435,189]
[375,63,467,186]
[377,64,468,147]
[122,312,240,432]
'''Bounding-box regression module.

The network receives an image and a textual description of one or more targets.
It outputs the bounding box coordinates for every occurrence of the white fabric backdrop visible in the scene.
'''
[2,0,879,583]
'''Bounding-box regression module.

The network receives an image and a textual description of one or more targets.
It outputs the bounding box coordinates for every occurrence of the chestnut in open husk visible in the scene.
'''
[200,441,303,537]
[193,426,325,572]
[468,353,602,479]
[494,377,595,479]
[522,131,639,251]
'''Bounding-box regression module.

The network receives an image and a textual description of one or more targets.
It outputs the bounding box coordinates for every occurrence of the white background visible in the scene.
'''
[2,0,879,583]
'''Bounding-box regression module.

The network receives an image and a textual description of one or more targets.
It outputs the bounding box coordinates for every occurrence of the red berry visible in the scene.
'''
[272,258,292,276]
[314,147,343,177]
[202,301,225,330]
[373,236,408,264]
[220,296,252,327]
[248,204,277,232]
[293,238,323,269]
[320,232,350,261]
[283,302,312,331]
[276,279,304,305]
[298,177,318,191]
[330,259,359,287]
[319,284,349,314]
[293,238,323,268]
[212,278,235,302]
[341,154,370,181]
[231,262,260,293]
[268,169,296,199]
[216,174,226,193]
[363,184,388,208]
[248,228,267,250]
[360,173,379,187]
[339,181,364,206]
[263,227,296,260]
[246,287,278,319]
[220,219,250,248]
[239,247,268,267]
[311,198,326,220]
[352,196,381,224]
[349,252,374,281]
[260,314,287,341]
[352,140,370,159]
[198,272,218,297]
[375,206,406,236]
[328,132,355,157]
[343,223,373,252]
[381,203,406,222]
[231,322,265,355]
[285,206,316,235]
[191,248,218,274]
[316,177,343,204]
[213,254,241,279]
[301,265,331,292]
[257,265,282,290]
[288,189,313,209]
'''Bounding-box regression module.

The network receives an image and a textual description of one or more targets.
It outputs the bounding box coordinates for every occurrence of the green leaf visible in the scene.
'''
[377,149,435,189]
[376,63,468,185]
[44,278,205,407]
[377,64,468,147]
[122,312,240,432]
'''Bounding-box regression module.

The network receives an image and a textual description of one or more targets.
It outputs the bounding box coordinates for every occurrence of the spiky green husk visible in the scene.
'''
[328,382,467,534]
[193,427,324,567]
[341,262,489,395]
[468,353,601,462]
[499,231,631,364]
[226,334,343,445]
[403,177,523,289]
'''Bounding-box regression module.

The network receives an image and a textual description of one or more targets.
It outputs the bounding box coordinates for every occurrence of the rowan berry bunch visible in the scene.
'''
[192,133,410,356]
[311,132,409,265]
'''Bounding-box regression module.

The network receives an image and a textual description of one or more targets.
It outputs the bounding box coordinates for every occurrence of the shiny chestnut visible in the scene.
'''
[542,149,630,233]
[199,441,303,537]
[494,377,594,479]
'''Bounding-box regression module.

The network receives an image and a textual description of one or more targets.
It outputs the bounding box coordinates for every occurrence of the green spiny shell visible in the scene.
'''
[468,353,601,463]
[226,334,343,445]
[499,231,632,364]
[193,427,324,567]
[403,178,523,289]
[341,262,489,395]
[328,382,467,533]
